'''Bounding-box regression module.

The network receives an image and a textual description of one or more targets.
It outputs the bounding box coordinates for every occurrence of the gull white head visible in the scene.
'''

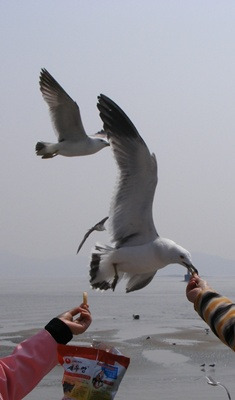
[167,242,197,275]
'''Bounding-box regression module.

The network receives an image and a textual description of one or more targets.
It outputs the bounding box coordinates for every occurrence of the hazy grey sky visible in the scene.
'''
[1,0,235,264]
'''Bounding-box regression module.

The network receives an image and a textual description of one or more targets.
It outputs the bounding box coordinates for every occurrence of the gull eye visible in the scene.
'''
[180,255,185,259]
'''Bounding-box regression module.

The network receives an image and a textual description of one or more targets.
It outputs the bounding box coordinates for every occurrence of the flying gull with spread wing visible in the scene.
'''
[89,94,198,293]
[77,216,109,254]
[35,69,109,159]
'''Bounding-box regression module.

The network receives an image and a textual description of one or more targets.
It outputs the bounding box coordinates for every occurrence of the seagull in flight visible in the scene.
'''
[77,216,109,254]
[35,69,109,159]
[89,94,198,293]
[206,376,231,400]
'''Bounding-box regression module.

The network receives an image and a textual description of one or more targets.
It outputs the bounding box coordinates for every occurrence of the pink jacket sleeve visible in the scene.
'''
[0,329,58,400]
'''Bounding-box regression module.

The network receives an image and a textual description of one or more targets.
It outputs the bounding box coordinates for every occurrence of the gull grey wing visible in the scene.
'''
[40,69,87,142]
[97,94,158,247]
[77,216,109,254]
[126,272,157,293]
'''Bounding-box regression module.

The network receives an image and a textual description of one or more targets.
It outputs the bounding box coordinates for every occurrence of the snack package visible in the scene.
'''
[57,343,130,400]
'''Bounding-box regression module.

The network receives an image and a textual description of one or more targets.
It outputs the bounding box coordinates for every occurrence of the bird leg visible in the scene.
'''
[111,263,119,291]
[42,151,58,159]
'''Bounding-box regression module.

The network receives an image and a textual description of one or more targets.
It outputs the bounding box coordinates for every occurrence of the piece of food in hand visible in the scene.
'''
[83,291,88,305]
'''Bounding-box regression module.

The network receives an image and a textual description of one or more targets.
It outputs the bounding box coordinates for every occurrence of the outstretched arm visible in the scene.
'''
[186,275,235,351]
[0,303,92,400]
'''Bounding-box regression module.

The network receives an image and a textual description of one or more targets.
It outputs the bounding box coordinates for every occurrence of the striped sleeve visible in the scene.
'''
[194,290,235,351]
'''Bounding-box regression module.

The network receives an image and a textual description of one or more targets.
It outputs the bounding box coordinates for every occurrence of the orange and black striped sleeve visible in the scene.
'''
[194,290,235,351]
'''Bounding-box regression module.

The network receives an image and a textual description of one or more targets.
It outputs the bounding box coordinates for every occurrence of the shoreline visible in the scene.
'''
[0,324,232,366]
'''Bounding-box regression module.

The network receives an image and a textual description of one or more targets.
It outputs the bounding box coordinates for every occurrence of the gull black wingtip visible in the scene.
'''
[97,93,141,139]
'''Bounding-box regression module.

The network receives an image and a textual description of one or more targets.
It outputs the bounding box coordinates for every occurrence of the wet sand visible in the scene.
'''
[1,324,235,400]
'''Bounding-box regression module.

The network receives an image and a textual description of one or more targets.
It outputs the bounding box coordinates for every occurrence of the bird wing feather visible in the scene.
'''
[126,272,157,292]
[77,216,109,254]
[40,69,87,141]
[97,94,158,247]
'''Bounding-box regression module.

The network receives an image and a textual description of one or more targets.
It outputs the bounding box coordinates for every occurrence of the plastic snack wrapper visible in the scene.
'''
[57,341,130,400]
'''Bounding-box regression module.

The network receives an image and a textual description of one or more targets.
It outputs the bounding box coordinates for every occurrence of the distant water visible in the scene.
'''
[1,273,235,337]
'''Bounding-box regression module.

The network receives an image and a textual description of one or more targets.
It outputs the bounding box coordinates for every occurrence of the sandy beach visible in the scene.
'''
[1,322,234,400]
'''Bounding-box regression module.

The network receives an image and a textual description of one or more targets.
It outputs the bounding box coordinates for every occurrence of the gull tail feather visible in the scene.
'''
[35,142,58,158]
[89,244,123,291]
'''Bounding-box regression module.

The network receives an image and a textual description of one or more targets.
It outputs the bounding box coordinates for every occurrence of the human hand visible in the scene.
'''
[186,275,212,304]
[58,304,92,335]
